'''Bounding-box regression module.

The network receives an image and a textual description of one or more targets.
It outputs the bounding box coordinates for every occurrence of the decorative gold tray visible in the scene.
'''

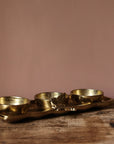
[0,89,113,122]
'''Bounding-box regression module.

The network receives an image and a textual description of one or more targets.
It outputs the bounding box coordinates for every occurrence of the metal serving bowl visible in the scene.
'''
[70,89,104,104]
[35,92,68,111]
[0,96,30,114]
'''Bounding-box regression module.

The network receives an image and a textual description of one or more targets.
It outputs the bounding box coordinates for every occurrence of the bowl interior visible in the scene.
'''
[35,92,64,100]
[71,89,103,97]
[0,96,29,106]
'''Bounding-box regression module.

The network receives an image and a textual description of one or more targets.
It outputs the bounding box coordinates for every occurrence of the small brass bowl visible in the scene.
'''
[0,96,30,114]
[70,89,104,104]
[35,92,68,111]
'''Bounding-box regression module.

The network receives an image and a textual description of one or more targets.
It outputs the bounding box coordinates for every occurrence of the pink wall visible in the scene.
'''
[0,0,114,98]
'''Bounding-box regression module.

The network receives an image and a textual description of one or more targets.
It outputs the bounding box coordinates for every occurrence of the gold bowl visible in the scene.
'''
[35,92,68,111]
[70,89,104,104]
[0,96,30,114]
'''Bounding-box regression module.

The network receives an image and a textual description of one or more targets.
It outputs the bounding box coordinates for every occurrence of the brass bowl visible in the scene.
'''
[35,92,68,111]
[0,96,30,114]
[70,89,104,104]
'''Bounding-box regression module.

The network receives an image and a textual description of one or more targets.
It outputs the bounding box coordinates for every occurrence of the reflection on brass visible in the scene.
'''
[0,89,113,122]
[70,89,104,104]
[0,96,30,114]
[35,92,69,111]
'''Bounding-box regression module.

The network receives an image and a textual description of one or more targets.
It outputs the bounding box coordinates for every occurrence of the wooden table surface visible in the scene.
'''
[0,105,114,144]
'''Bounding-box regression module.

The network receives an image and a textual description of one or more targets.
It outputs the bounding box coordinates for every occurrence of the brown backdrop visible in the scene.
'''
[0,0,114,98]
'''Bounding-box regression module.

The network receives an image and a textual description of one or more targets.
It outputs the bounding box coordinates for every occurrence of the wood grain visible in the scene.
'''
[0,105,114,144]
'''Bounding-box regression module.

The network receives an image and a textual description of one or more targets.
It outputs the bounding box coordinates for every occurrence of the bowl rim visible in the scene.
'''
[35,92,66,100]
[0,96,30,106]
[70,89,104,97]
